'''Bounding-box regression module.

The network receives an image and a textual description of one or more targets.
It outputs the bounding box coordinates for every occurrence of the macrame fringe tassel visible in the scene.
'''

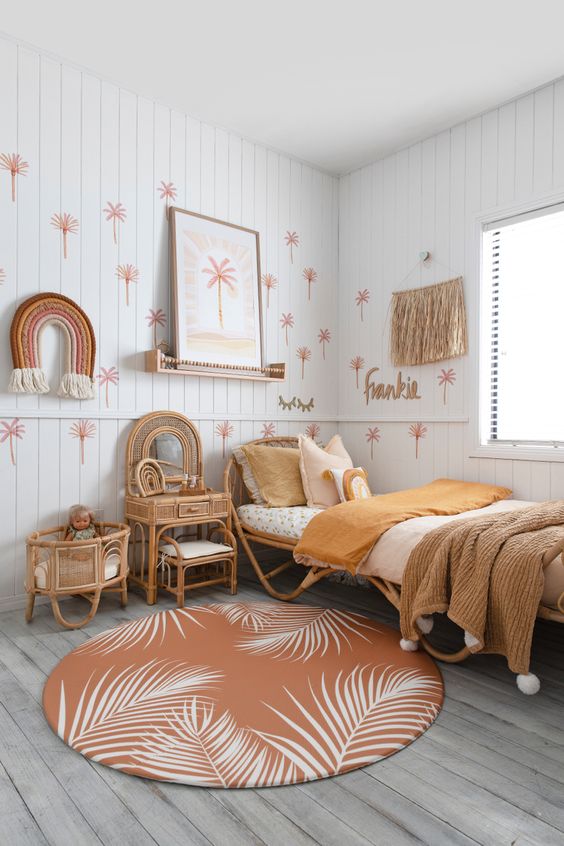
[8,367,50,394]
[390,276,468,366]
[58,373,96,400]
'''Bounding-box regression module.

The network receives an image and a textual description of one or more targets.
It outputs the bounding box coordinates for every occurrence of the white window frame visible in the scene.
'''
[471,191,564,463]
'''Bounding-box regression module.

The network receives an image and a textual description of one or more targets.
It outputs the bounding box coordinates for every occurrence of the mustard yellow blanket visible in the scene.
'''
[293,478,511,574]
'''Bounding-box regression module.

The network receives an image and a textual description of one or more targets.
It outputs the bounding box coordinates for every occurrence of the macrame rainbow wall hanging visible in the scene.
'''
[9,292,96,399]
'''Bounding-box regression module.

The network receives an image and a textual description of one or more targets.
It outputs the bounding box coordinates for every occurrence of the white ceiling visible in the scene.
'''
[3,1,564,174]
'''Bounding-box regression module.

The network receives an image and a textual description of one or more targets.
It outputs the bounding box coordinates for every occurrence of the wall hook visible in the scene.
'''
[419,250,431,263]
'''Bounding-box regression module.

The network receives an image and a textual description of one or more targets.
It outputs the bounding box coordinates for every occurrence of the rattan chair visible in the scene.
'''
[157,525,237,607]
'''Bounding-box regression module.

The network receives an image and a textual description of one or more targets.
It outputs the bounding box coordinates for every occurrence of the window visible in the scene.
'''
[480,203,564,448]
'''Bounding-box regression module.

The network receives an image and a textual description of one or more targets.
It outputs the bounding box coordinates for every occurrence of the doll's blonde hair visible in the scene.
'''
[68,504,95,524]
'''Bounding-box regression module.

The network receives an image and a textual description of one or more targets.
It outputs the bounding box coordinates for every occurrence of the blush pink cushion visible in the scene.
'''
[298,434,353,508]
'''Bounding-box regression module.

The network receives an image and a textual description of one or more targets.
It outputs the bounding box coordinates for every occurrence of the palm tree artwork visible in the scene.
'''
[117,264,140,306]
[0,418,25,465]
[284,230,299,263]
[409,422,427,459]
[97,367,119,409]
[70,420,96,465]
[215,421,234,458]
[305,423,321,441]
[365,426,381,460]
[296,346,311,379]
[303,267,318,301]
[146,308,167,348]
[280,313,294,346]
[0,153,28,201]
[260,422,276,439]
[202,257,237,329]
[261,273,277,308]
[350,355,365,389]
[51,213,79,259]
[355,289,370,321]
[103,202,127,244]
[158,181,177,206]
[438,368,456,405]
[318,329,331,360]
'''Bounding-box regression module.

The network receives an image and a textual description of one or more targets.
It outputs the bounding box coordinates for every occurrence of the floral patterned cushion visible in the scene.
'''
[237,504,322,540]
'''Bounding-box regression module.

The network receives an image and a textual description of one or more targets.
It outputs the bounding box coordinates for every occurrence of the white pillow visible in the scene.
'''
[298,434,353,508]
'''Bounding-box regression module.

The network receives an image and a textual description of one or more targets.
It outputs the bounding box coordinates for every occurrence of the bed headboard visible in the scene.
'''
[223,436,298,508]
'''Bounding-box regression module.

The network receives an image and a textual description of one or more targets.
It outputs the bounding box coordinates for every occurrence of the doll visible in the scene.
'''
[65,504,98,541]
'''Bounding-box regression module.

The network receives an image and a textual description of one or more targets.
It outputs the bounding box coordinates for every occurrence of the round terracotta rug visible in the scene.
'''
[43,602,443,787]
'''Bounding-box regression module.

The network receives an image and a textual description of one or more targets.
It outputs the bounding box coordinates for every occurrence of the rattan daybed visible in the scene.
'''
[225,436,564,667]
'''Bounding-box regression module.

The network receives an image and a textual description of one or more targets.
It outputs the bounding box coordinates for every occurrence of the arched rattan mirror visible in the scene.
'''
[126,411,203,496]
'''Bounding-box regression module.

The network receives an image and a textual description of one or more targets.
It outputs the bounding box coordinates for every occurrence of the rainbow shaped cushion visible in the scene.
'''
[9,292,96,399]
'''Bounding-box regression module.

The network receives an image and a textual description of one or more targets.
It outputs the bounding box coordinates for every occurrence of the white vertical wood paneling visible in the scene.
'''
[135,97,155,412]
[117,89,138,413]
[0,35,339,604]
[168,109,187,416]
[339,78,564,501]
[37,58,62,412]
[80,74,101,415]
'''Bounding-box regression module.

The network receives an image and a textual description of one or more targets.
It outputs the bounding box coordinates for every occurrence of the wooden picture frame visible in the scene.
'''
[169,207,264,375]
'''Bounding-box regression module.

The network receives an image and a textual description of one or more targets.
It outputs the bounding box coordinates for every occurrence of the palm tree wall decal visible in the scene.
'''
[69,420,96,465]
[261,273,277,308]
[305,423,321,441]
[284,230,299,263]
[355,289,370,321]
[296,346,311,379]
[437,368,456,405]
[215,420,234,458]
[260,422,276,439]
[365,426,381,460]
[146,308,167,348]
[349,355,365,389]
[158,181,177,207]
[117,264,140,306]
[280,312,294,346]
[318,329,331,360]
[302,267,318,301]
[103,201,127,244]
[0,418,25,465]
[202,256,237,329]
[0,153,28,201]
[51,213,79,260]
[409,422,427,459]
[97,367,119,409]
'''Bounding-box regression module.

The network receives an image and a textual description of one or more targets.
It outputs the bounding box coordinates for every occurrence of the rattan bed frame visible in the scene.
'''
[225,436,564,665]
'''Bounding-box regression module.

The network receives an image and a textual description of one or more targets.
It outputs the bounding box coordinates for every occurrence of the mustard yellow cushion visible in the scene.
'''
[240,444,306,507]
[298,434,353,508]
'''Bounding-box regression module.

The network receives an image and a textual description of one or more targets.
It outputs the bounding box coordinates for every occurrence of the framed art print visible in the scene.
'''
[170,207,264,372]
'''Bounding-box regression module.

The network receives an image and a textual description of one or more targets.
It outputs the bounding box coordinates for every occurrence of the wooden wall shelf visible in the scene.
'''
[145,350,286,382]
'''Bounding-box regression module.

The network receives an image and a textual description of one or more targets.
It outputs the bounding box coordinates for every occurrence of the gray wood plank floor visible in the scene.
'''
[1,560,563,846]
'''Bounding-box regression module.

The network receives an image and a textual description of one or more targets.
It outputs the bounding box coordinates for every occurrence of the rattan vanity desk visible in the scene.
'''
[125,412,235,605]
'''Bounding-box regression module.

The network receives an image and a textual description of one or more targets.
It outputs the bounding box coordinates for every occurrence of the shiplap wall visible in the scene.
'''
[0,37,339,605]
[338,78,564,501]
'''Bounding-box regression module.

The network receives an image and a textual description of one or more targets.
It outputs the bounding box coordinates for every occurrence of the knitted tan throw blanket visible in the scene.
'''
[400,501,564,674]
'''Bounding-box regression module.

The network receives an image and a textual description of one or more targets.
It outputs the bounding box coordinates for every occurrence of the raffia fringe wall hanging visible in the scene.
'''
[390,276,467,366]
[8,292,96,399]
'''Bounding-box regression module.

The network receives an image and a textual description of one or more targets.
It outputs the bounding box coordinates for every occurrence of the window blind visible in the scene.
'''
[481,204,564,447]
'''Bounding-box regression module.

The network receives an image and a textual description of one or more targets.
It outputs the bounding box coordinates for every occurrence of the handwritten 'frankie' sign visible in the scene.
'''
[364,367,421,405]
